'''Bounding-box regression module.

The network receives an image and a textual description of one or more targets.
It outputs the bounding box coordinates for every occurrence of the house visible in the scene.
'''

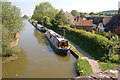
[104,14,120,36]
[86,17,105,31]
[92,23,104,31]
[103,16,112,26]
[86,17,103,25]
[92,24,97,30]
[74,16,86,22]
[86,14,120,35]
[86,16,113,32]
[97,23,104,31]
[74,16,93,31]
[118,8,120,14]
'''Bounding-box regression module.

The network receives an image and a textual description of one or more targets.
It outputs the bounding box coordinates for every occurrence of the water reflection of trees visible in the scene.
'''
[33,29,48,46]
[34,29,72,62]
[2,48,28,78]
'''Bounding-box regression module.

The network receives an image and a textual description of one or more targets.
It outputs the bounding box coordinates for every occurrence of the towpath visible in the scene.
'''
[68,40,102,73]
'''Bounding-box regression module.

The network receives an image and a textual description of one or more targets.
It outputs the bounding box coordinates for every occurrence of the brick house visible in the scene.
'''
[74,16,93,31]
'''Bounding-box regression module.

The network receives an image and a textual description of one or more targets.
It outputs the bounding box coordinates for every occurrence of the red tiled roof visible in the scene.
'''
[75,20,93,27]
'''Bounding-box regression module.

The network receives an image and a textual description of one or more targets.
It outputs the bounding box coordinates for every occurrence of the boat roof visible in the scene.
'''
[48,29,68,42]
[37,24,43,27]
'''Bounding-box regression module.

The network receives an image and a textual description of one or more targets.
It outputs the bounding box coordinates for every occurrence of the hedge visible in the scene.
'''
[45,24,114,59]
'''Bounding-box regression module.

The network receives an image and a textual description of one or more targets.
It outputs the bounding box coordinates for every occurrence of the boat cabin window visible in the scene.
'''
[58,41,68,48]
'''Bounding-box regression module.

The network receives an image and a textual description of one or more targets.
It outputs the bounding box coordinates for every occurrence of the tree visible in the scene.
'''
[52,9,65,26]
[22,15,28,18]
[2,2,22,32]
[71,10,79,16]
[63,12,75,25]
[52,10,74,27]
[32,2,58,23]
[89,12,94,15]
[2,2,22,56]
[79,12,85,17]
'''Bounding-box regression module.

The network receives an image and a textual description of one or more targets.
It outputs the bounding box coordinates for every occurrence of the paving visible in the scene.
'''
[68,40,102,73]
[73,66,120,80]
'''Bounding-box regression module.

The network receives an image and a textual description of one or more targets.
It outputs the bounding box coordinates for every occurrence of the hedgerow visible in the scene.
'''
[45,24,114,59]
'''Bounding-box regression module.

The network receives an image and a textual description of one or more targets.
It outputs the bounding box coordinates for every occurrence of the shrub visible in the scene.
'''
[42,20,115,60]
[109,55,119,63]
[57,26,114,59]
[3,46,20,57]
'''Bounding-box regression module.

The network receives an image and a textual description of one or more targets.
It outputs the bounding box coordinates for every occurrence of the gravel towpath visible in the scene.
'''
[69,40,102,73]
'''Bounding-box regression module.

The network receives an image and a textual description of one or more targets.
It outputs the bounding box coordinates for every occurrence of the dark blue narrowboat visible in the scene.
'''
[45,29,70,56]
[36,24,46,32]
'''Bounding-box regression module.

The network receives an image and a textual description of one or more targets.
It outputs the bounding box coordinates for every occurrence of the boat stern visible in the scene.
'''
[58,48,70,56]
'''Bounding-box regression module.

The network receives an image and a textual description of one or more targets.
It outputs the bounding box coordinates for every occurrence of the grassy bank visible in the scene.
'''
[68,43,84,57]
[98,62,118,71]
[76,59,93,76]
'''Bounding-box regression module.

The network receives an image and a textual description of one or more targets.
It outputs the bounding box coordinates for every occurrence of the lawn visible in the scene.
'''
[76,59,93,76]
[98,62,118,71]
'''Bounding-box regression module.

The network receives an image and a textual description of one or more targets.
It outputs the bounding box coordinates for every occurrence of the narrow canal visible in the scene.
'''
[2,20,77,78]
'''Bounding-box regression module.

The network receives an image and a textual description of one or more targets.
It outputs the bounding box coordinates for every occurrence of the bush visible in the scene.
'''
[2,2,22,56]
[58,26,114,59]
[45,24,114,59]
[3,46,20,57]
[109,55,119,63]
[76,59,93,76]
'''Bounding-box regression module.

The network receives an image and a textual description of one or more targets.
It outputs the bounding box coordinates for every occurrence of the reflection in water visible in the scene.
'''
[2,20,77,78]
[55,53,70,62]
[34,29,48,46]
[34,28,71,62]
[34,28,71,63]
[2,48,28,78]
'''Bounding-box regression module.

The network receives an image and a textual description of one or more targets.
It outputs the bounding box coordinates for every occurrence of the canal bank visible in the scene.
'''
[2,20,77,78]
[2,32,21,63]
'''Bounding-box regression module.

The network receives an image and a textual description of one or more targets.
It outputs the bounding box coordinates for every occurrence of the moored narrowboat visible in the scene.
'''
[28,19,32,24]
[45,29,70,56]
[36,24,46,32]
[32,22,37,27]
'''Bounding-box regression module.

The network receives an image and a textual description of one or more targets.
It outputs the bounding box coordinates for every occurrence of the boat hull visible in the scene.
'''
[36,27,46,32]
[45,34,69,56]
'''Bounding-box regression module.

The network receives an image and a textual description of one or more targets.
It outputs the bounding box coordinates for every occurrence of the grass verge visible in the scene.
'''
[76,59,93,76]
[68,43,84,57]
[98,62,118,71]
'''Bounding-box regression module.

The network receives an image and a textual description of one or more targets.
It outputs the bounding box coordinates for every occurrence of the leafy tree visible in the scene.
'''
[1,2,22,56]
[52,10,74,27]
[51,9,65,26]
[71,10,79,16]
[79,12,85,17]
[2,2,22,32]
[22,15,28,18]
[32,2,58,23]
[63,11,75,25]
[89,12,94,15]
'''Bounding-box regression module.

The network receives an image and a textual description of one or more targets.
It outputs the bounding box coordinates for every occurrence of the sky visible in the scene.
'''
[8,0,120,16]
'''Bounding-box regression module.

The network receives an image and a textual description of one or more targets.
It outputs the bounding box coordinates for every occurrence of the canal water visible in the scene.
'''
[2,20,77,78]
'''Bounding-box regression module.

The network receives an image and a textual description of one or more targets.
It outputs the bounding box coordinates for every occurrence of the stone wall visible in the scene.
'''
[73,66,120,80]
